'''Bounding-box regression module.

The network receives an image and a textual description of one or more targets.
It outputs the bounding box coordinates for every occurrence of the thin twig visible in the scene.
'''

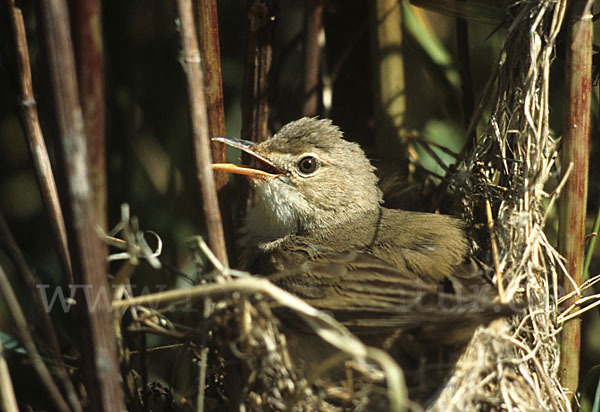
[4,0,72,283]
[485,197,505,303]
[405,132,461,159]
[175,0,229,267]
[413,139,453,176]
[129,343,186,354]
[38,0,124,410]
[192,236,228,277]
[559,295,600,323]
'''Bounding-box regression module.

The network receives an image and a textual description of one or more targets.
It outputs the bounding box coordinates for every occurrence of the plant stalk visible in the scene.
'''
[38,0,125,410]
[558,0,593,401]
[174,0,229,267]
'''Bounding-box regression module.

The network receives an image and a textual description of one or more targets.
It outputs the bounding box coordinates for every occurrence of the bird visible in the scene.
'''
[212,117,508,402]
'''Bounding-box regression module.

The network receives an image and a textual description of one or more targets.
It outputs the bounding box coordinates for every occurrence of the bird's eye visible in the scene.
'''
[297,156,319,175]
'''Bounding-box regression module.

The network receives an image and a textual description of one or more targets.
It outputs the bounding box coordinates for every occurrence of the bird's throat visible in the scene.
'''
[240,181,303,252]
[243,195,299,244]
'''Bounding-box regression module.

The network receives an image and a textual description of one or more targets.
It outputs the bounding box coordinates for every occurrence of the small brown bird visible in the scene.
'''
[212,118,505,399]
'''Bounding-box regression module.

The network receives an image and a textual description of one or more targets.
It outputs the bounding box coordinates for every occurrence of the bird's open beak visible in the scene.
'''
[211,137,283,179]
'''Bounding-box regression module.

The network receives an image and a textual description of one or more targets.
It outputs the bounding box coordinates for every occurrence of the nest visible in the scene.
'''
[433,2,572,410]
[111,1,584,410]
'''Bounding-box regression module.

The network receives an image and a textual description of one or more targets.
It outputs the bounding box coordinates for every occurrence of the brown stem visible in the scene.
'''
[303,0,324,116]
[195,0,234,257]
[71,0,108,231]
[558,0,593,402]
[174,0,229,267]
[3,3,81,409]
[195,0,227,163]
[238,0,277,225]
[38,0,124,410]
[241,0,277,143]
[3,0,72,284]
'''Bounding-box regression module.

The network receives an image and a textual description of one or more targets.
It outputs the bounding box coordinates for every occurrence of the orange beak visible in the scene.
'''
[211,137,283,179]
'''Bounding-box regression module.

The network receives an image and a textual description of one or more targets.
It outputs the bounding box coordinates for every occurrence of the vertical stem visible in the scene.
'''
[38,0,124,411]
[558,0,593,401]
[4,0,72,283]
[3,14,80,405]
[370,0,406,170]
[240,0,276,143]
[195,0,234,255]
[175,0,229,267]
[239,0,277,220]
[303,0,323,116]
[71,0,108,231]
[227,6,278,408]
[195,0,227,162]
[196,347,209,412]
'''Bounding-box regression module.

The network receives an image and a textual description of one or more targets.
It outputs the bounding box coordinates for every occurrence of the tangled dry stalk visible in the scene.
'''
[439,1,577,410]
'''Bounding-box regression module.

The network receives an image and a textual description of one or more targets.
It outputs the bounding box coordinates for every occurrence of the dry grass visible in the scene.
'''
[437,1,574,410]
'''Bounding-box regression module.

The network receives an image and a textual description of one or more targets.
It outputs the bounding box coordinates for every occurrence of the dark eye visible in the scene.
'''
[297,156,319,175]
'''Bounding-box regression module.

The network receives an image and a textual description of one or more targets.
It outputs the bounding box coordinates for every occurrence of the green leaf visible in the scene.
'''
[593,377,600,412]
[0,331,26,356]
[410,0,507,25]
[580,365,600,412]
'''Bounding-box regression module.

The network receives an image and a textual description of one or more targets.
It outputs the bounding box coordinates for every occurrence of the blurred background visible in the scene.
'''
[0,0,599,409]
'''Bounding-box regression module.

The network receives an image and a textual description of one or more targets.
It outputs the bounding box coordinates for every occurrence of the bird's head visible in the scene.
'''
[212,117,383,242]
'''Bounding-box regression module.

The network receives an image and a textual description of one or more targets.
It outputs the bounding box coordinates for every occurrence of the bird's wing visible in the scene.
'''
[265,246,509,341]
